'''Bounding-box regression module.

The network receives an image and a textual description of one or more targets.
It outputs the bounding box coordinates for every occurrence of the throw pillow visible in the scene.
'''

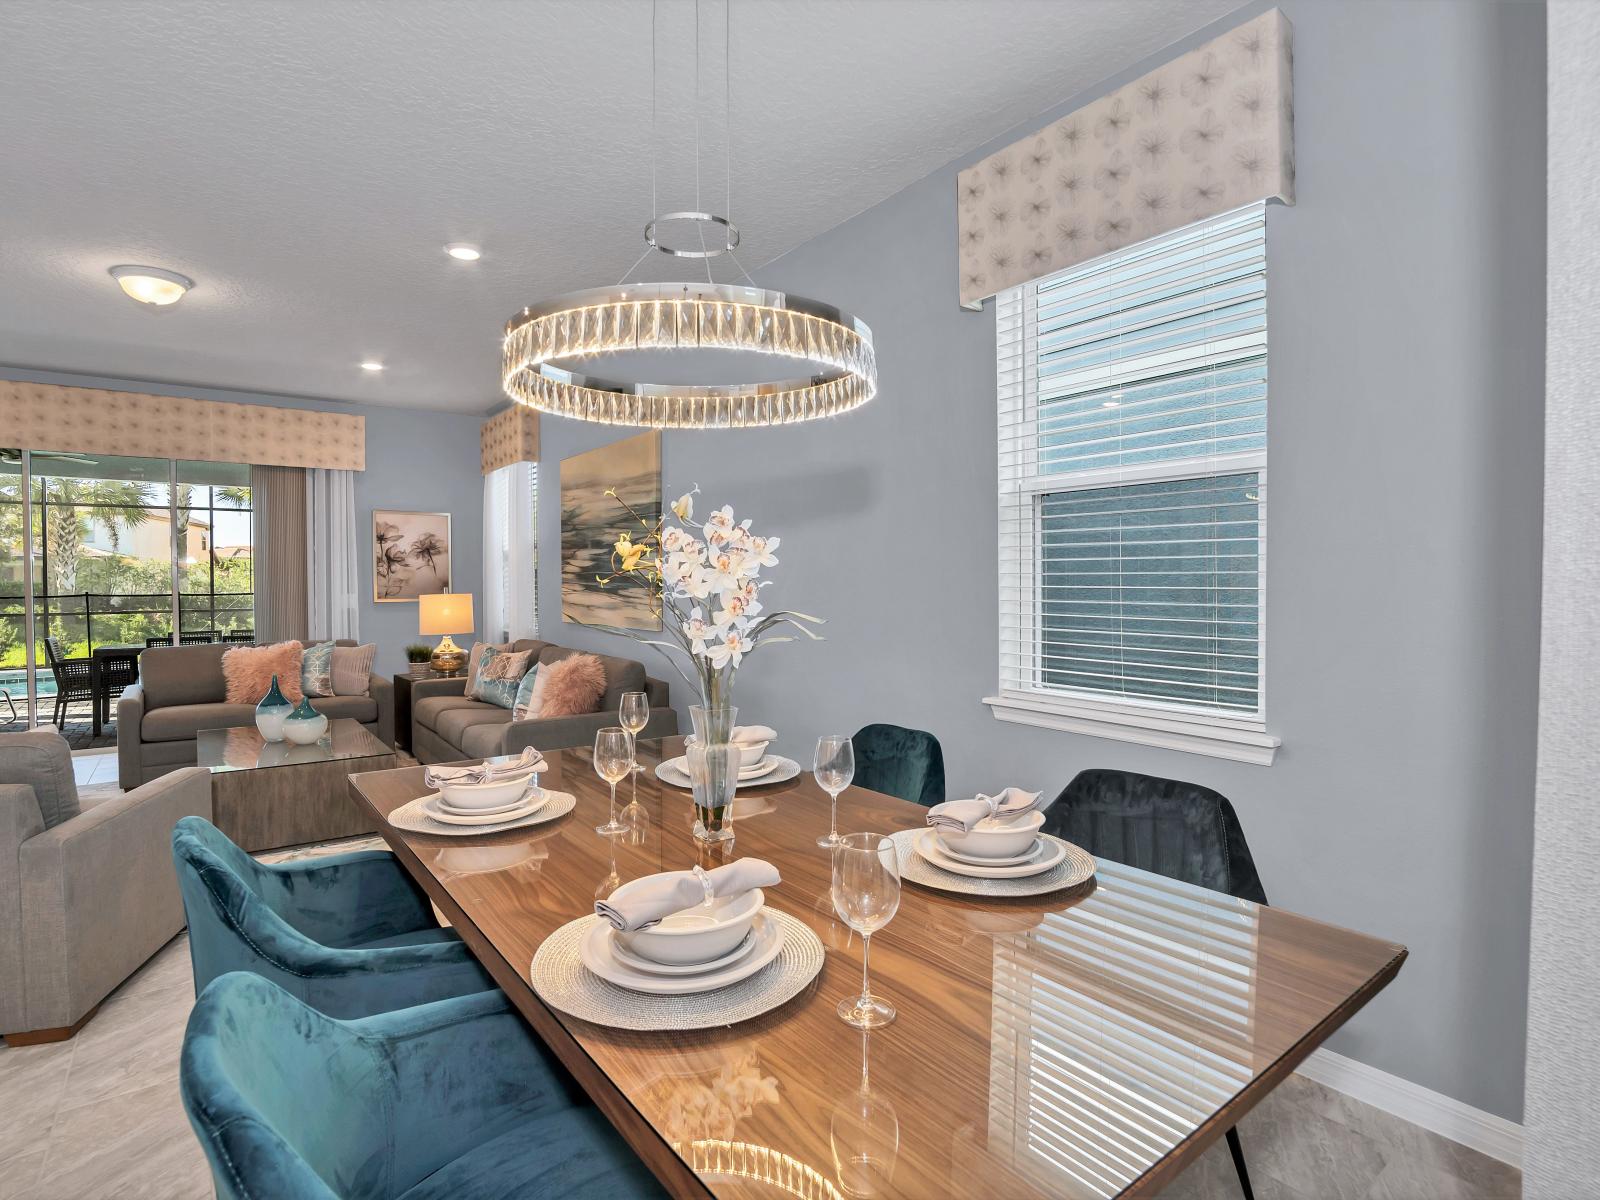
[0,729,80,829]
[511,665,546,720]
[222,641,305,705]
[465,641,510,693]
[330,643,376,696]
[470,647,533,709]
[538,653,607,717]
[301,641,336,697]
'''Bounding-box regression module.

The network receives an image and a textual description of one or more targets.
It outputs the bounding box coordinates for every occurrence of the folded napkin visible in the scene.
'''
[595,858,781,932]
[732,724,777,745]
[927,787,1044,834]
[423,746,546,789]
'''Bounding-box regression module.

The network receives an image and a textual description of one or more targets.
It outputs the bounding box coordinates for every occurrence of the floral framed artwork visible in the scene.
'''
[373,509,451,602]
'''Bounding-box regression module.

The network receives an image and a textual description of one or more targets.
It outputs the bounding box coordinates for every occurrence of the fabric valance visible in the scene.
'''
[481,404,540,475]
[0,381,365,470]
[957,8,1294,306]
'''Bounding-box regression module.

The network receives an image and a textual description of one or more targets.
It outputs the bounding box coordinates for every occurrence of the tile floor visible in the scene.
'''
[0,752,1525,1200]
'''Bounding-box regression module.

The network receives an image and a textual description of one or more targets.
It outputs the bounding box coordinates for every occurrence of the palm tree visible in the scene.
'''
[41,478,153,595]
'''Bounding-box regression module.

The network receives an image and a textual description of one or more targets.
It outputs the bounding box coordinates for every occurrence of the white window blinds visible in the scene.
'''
[996,204,1268,728]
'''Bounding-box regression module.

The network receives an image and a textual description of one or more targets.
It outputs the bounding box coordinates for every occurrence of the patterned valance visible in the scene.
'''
[481,404,540,475]
[957,8,1294,306]
[0,381,365,470]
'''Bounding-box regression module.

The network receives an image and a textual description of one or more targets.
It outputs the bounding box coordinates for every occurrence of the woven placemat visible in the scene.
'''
[891,829,1095,897]
[531,909,823,1030]
[387,789,576,836]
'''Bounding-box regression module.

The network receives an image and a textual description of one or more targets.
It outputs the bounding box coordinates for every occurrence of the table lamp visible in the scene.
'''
[418,592,474,676]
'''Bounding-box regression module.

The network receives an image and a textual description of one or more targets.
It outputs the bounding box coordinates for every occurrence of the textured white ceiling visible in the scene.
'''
[0,0,1242,412]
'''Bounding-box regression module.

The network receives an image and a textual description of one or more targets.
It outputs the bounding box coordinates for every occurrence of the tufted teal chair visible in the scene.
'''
[850,723,946,808]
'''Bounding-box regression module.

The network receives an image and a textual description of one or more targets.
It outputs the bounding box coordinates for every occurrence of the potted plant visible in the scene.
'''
[405,644,434,677]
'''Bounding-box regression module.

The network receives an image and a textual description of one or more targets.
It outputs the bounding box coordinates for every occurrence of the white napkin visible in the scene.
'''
[927,787,1043,834]
[423,746,545,789]
[732,724,777,745]
[595,858,781,932]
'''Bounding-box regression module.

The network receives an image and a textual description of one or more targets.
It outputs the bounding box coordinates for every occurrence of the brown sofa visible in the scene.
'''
[411,639,677,763]
[117,641,394,790]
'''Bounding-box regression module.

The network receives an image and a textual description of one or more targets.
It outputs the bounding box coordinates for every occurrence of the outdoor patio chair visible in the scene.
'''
[42,637,93,732]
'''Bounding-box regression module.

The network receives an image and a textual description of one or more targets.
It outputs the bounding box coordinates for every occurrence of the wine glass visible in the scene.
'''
[592,727,632,836]
[814,734,855,848]
[830,1030,900,1197]
[619,691,649,774]
[831,833,900,1028]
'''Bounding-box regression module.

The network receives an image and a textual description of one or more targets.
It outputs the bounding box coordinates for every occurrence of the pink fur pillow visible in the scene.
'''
[537,653,606,717]
[223,641,305,705]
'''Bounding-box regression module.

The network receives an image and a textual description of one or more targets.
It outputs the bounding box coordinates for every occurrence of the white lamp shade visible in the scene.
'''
[419,592,474,636]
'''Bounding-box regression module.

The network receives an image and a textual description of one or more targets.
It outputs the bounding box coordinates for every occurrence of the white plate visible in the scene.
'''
[579,911,784,994]
[434,793,532,818]
[664,754,778,781]
[935,835,1045,868]
[388,789,576,837]
[422,788,547,826]
[914,829,1067,879]
[608,930,756,977]
[655,756,800,791]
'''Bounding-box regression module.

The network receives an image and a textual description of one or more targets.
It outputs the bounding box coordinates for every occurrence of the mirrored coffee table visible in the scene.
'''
[197,719,398,852]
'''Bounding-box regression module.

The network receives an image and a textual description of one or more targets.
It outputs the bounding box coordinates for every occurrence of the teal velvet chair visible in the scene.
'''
[182,972,665,1199]
[173,816,495,1018]
[851,723,946,807]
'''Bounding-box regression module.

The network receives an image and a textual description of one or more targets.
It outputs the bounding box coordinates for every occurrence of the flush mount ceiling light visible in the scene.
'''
[108,265,193,307]
[445,243,482,261]
[502,1,876,431]
[360,360,384,372]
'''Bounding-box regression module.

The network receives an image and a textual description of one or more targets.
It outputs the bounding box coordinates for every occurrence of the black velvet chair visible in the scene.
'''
[851,723,946,807]
[1041,768,1267,1197]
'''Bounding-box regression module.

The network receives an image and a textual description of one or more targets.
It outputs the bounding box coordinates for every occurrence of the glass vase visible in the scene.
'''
[254,674,293,743]
[687,705,738,843]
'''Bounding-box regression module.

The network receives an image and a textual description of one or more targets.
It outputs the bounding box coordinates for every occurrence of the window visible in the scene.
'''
[483,461,538,642]
[987,204,1279,764]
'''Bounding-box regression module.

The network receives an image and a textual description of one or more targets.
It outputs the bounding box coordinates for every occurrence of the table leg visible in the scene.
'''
[90,658,103,737]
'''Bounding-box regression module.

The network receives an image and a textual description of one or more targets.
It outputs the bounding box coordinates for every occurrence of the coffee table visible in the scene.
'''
[196,718,398,852]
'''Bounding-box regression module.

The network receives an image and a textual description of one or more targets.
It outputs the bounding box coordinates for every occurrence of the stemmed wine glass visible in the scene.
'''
[831,832,900,1028]
[619,691,649,774]
[814,734,855,848]
[592,727,632,836]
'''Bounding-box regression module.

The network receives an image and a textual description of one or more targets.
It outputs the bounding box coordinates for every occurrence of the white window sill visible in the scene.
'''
[983,693,1280,766]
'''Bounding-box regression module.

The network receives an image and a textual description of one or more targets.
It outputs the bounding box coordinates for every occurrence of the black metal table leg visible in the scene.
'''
[1226,1126,1254,1200]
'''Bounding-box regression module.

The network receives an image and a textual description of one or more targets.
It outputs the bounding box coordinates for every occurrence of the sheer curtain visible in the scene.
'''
[305,468,360,640]
[482,462,538,642]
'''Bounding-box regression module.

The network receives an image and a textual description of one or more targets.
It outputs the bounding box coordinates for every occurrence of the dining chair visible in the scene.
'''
[850,722,946,807]
[172,817,496,1018]
[179,631,216,644]
[1041,768,1267,1197]
[96,647,140,729]
[182,971,665,1200]
[146,634,174,648]
[222,630,256,644]
[41,637,93,731]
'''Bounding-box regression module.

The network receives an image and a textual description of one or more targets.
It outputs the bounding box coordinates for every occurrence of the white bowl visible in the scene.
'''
[936,810,1046,860]
[685,736,770,769]
[613,880,765,966]
[438,774,534,811]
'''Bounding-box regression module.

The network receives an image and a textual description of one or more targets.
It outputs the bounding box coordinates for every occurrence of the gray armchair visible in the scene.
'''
[1,730,212,1042]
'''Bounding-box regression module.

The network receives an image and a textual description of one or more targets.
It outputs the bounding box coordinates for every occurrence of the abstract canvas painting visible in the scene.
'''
[373,509,451,601]
[560,431,662,629]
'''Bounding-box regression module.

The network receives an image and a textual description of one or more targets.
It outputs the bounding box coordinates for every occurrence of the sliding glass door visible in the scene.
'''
[0,451,30,731]
[177,461,254,640]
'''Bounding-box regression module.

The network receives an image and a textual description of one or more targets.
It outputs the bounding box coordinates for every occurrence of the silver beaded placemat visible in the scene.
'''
[387,789,576,837]
[530,909,824,1030]
[890,829,1096,897]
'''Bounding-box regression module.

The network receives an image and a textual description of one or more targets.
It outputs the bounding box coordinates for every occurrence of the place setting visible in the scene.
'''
[531,857,825,1031]
[387,747,577,836]
[888,787,1097,898]
[655,723,801,791]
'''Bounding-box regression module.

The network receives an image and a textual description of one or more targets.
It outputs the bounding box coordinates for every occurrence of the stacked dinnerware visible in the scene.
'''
[420,748,547,826]
[661,725,796,789]
[914,788,1072,879]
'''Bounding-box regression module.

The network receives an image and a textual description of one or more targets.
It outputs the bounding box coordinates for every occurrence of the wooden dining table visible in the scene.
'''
[348,737,1406,1200]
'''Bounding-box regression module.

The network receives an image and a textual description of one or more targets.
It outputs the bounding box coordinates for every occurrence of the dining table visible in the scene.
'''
[89,643,144,736]
[347,736,1406,1200]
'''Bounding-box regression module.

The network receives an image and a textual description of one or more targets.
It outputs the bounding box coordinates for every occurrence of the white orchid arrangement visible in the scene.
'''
[594,485,823,708]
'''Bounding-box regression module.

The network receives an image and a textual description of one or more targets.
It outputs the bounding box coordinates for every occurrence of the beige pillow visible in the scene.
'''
[331,643,376,696]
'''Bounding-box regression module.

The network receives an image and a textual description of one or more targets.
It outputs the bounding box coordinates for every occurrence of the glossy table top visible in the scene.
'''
[349,738,1405,1200]
[199,718,389,772]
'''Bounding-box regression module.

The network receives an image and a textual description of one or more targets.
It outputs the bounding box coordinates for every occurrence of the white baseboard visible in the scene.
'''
[1295,1048,1523,1169]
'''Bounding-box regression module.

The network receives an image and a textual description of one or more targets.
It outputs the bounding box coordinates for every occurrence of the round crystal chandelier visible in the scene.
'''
[501,4,877,431]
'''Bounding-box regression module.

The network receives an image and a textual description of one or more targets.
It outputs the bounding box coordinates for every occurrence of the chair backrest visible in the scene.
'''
[147,635,173,648]
[223,631,255,644]
[1041,769,1268,904]
[42,636,63,668]
[179,632,216,644]
[851,723,947,807]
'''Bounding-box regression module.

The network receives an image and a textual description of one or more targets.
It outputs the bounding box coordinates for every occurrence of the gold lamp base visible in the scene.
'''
[430,634,467,676]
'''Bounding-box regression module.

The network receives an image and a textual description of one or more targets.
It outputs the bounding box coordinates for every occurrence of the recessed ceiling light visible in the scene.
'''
[445,243,482,261]
[108,265,193,307]
[360,361,384,372]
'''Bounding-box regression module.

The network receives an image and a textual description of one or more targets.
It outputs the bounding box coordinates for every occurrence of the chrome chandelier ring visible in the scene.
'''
[643,211,741,259]
[502,281,877,430]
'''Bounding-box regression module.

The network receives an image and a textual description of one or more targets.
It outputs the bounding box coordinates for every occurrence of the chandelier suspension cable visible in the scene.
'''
[725,0,731,224]
[620,0,661,287]
[693,0,715,283]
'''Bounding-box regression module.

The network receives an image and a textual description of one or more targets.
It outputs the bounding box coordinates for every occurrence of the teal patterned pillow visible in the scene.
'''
[511,665,543,720]
[301,641,336,698]
[470,646,533,709]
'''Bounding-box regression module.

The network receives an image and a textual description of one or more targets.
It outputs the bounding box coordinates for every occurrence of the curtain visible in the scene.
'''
[305,468,359,641]
[250,465,308,643]
[482,462,538,642]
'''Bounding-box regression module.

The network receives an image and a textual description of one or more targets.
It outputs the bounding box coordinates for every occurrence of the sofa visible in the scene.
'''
[411,639,678,763]
[118,640,394,790]
[1,729,212,1041]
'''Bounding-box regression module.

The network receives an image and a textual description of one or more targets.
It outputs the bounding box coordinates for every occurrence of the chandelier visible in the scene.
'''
[502,4,877,430]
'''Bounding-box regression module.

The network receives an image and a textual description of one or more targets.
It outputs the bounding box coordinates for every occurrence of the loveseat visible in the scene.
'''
[410,639,678,763]
[118,640,394,790]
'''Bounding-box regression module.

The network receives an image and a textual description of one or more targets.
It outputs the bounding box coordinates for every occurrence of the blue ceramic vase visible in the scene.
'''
[282,696,330,746]
[254,675,294,742]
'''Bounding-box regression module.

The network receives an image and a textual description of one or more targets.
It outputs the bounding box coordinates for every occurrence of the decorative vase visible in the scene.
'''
[254,675,293,742]
[688,704,738,843]
[282,697,330,745]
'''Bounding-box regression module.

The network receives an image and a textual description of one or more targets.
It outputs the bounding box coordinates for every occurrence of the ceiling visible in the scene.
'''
[0,0,1242,414]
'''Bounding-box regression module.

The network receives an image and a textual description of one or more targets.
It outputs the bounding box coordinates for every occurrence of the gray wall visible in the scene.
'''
[540,0,1546,1121]
[1524,1,1597,1191]
[0,366,484,676]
